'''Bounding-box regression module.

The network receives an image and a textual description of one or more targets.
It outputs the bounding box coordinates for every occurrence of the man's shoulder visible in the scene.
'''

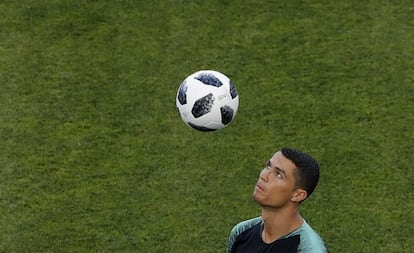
[289,220,329,253]
[230,216,262,237]
[227,217,262,253]
[227,217,329,253]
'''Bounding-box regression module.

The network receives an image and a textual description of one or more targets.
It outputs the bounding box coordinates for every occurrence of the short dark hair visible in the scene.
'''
[281,147,320,200]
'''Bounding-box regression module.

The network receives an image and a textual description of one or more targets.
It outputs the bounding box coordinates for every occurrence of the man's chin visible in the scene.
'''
[252,192,261,204]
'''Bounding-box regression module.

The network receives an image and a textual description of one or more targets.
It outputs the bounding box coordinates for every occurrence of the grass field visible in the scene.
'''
[0,1,413,252]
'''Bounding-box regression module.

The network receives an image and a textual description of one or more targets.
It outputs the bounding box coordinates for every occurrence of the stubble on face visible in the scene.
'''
[252,151,297,208]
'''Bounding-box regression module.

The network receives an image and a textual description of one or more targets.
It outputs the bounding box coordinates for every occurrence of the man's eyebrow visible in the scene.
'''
[276,167,287,176]
[267,160,287,177]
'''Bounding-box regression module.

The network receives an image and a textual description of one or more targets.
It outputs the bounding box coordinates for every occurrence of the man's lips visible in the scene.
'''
[255,183,264,192]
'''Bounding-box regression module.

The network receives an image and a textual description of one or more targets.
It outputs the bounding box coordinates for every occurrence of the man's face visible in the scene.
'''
[253,151,299,208]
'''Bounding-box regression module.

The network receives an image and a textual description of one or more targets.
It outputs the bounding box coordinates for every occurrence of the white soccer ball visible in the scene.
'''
[176,70,239,131]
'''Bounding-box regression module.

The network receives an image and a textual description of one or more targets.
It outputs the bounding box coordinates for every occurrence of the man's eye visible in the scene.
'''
[275,171,282,178]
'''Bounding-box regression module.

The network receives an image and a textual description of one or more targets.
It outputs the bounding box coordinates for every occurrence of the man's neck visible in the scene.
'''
[260,206,304,244]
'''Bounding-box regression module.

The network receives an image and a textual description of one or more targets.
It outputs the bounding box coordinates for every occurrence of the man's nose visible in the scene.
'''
[259,167,268,182]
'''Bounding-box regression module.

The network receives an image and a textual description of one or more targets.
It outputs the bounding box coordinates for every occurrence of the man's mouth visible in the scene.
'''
[255,184,264,192]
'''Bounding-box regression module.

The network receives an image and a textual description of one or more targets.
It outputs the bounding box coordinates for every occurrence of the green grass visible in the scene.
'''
[0,0,413,252]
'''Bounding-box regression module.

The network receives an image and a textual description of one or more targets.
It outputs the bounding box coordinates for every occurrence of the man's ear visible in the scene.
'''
[291,189,307,203]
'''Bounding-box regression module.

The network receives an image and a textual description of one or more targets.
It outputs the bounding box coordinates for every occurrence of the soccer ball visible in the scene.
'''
[176,70,239,131]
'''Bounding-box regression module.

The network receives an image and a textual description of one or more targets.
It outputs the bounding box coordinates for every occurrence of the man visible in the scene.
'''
[227,148,328,253]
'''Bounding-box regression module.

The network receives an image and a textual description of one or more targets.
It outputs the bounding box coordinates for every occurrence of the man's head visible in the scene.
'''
[281,148,320,201]
[253,148,320,208]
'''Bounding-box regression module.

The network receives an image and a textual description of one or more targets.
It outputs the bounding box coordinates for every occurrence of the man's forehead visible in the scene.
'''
[270,151,296,170]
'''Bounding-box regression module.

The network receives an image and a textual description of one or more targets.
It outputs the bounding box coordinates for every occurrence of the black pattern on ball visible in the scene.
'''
[220,105,234,125]
[177,81,188,105]
[194,73,223,87]
[191,93,215,118]
[188,122,217,132]
[229,81,238,99]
